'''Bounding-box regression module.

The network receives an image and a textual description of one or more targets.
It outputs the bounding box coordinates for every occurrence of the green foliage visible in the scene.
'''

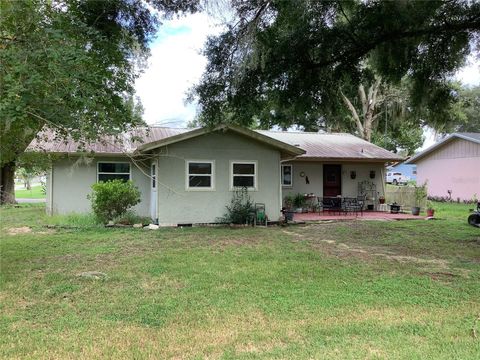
[426,200,435,211]
[192,0,480,136]
[283,194,295,209]
[293,193,306,208]
[88,180,141,223]
[0,0,198,204]
[451,85,480,132]
[414,182,428,207]
[47,212,101,229]
[218,187,254,224]
[0,0,198,203]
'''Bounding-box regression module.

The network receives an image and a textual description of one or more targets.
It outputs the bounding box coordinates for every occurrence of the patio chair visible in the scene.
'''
[320,197,343,215]
[343,197,364,216]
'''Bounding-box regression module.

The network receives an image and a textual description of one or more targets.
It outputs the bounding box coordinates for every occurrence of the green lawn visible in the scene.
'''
[15,185,45,199]
[1,203,479,359]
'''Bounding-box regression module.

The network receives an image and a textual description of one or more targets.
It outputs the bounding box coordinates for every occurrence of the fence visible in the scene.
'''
[385,186,426,211]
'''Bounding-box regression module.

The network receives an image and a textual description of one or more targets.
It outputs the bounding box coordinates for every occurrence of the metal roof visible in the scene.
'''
[28,127,189,154]
[28,126,402,161]
[406,132,480,164]
[257,130,403,161]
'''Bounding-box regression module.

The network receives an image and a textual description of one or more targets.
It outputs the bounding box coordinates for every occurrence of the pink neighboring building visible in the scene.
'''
[407,133,480,201]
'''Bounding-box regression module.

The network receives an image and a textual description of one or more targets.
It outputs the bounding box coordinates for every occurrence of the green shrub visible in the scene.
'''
[88,180,141,223]
[283,194,295,209]
[218,187,254,224]
[293,193,306,208]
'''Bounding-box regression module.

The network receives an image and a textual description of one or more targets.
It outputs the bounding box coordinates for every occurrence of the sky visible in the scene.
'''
[135,13,480,148]
[135,13,220,127]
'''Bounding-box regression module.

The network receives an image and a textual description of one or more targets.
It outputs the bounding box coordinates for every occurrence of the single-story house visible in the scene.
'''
[406,132,480,201]
[29,125,402,225]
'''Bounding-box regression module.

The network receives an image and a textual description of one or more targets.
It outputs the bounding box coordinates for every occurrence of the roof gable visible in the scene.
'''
[136,125,306,158]
[406,132,480,164]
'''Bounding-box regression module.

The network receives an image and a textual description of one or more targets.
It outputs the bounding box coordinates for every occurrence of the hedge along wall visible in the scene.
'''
[385,186,427,211]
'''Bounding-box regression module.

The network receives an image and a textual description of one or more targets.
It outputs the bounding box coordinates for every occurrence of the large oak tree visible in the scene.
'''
[191,0,480,140]
[0,0,198,203]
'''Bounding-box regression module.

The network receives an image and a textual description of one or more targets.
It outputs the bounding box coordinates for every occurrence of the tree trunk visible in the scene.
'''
[0,162,16,204]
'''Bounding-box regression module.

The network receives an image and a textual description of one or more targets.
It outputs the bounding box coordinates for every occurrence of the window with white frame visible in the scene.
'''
[186,161,214,190]
[97,162,131,182]
[231,161,257,190]
[281,164,293,186]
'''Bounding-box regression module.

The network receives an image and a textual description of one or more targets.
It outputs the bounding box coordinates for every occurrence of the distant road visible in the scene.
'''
[16,198,46,203]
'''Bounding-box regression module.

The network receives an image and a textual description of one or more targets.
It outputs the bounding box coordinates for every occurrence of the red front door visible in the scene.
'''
[323,164,342,197]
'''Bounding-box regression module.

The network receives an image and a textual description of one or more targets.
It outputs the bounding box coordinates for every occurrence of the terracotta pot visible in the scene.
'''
[379,198,385,204]
[426,209,435,217]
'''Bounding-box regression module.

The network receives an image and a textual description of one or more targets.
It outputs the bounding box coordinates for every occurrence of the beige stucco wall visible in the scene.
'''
[155,130,282,225]
[49,156,150,216]
[282,161,386,200]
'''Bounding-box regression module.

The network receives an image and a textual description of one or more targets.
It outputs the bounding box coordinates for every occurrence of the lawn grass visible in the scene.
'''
[0,203,479,359]
[15,185,45,199]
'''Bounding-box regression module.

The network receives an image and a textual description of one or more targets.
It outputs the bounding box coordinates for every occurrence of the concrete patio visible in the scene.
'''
[294,211,424,222]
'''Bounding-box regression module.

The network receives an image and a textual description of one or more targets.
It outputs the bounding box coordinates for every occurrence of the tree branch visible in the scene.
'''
[341,91,364,135]
[309,17,480,70]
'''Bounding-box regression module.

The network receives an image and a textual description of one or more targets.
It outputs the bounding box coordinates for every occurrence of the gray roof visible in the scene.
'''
[406,132,480,164]
[257,130,403,161]
[29,126,402,161]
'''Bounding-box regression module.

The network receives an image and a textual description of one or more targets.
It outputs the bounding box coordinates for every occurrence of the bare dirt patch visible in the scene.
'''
[284,223,460,273]
[7,226,32,235]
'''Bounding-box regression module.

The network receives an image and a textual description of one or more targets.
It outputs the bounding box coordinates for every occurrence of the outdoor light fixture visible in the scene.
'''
[350,171,356,179]
[370,170,376,179]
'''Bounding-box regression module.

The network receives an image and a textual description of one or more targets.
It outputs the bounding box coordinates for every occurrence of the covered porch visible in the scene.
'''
[281,161,388,212]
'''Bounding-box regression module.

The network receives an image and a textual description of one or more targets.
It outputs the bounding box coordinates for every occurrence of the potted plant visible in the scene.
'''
[293,193,306,213]
[282,194,295,221]
[426,200,435,217]
[379,195,385,204]
[412,183,427,216]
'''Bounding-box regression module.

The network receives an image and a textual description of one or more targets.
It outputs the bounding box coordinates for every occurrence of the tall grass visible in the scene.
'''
[46,212,102,228]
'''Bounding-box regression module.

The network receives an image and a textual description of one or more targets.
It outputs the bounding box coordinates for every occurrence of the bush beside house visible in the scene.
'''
[88,180,141,223]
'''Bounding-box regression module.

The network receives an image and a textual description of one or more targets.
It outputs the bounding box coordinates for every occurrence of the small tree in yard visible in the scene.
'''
[88,180,140,223]
[218,187,254,225]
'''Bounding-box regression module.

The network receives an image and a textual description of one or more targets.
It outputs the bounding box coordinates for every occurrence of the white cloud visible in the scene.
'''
[456,56,480,86]
[135,13,222,127]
